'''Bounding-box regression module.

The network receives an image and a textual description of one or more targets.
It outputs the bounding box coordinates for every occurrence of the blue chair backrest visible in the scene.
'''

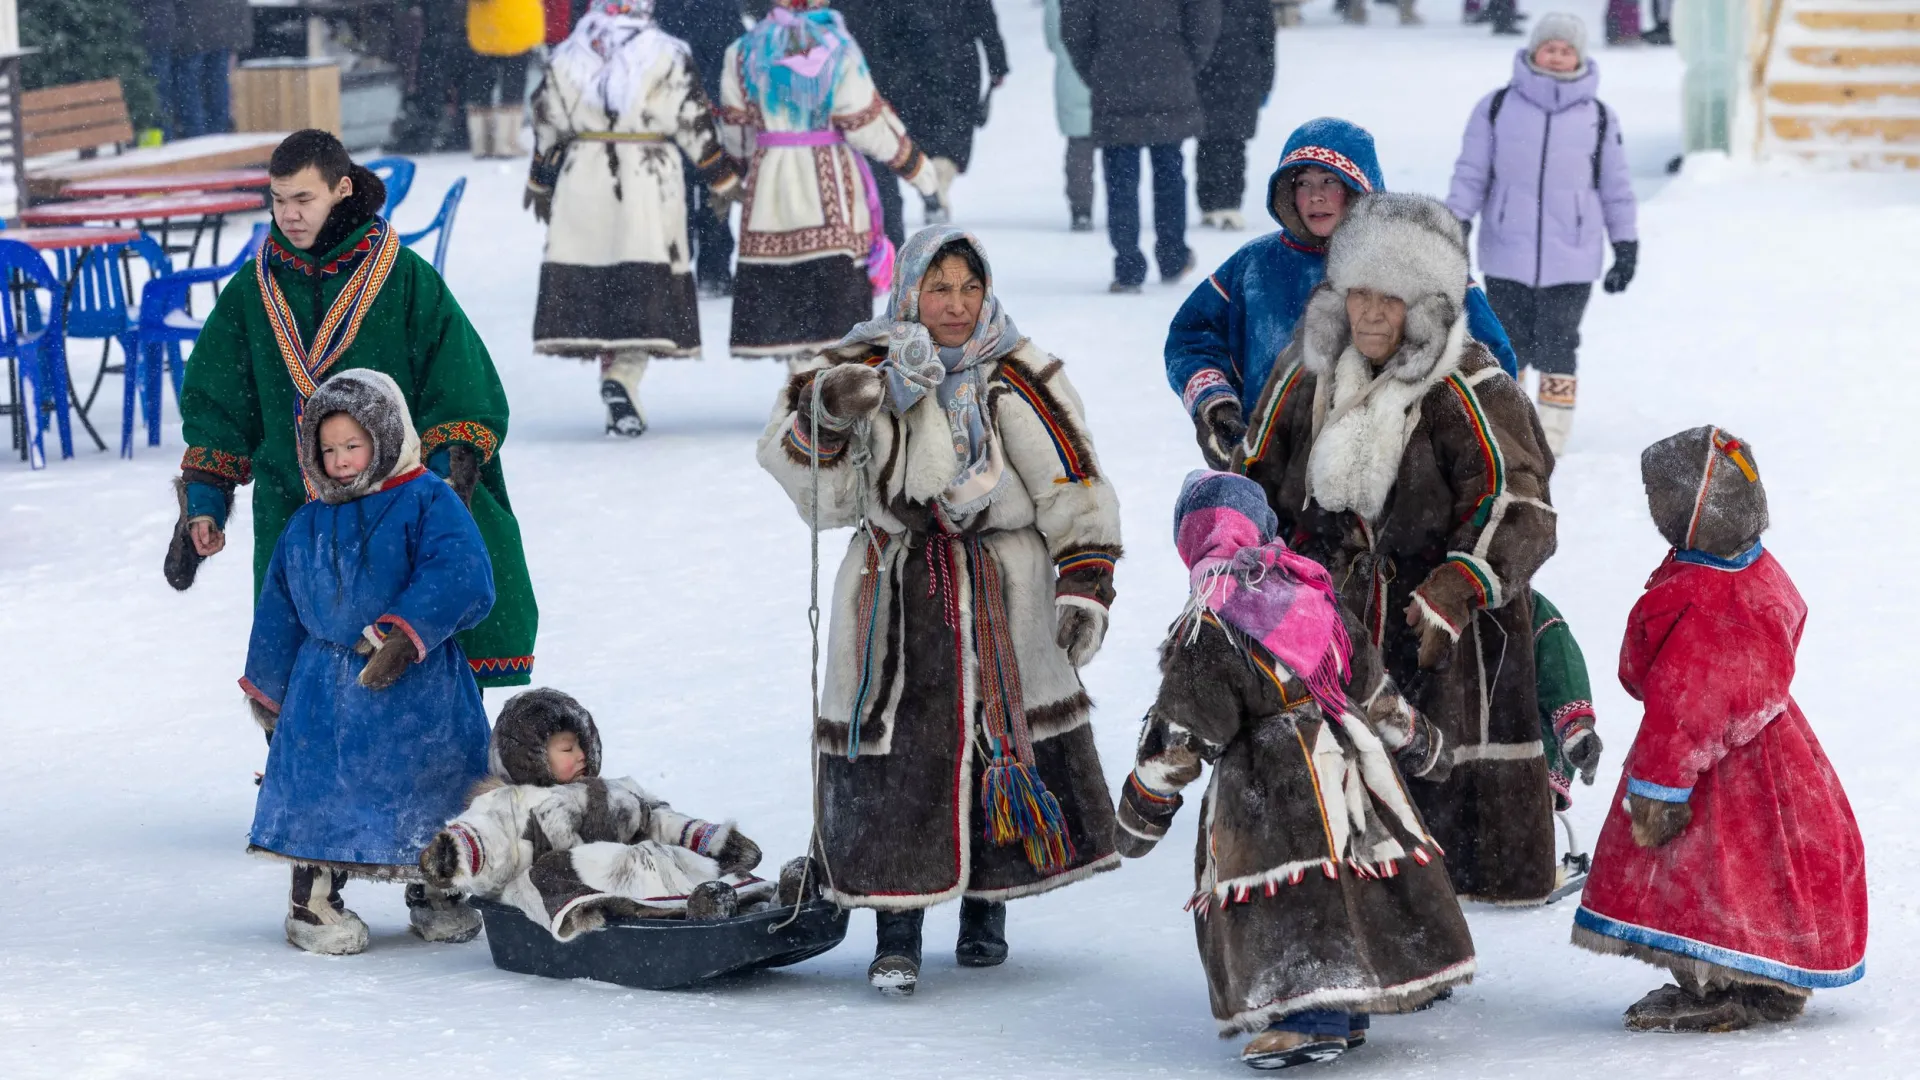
[138,224,268,334]
[0,240,62,350]
[398,178,466,276]
[55,238,169,339]
[364,156,416,219]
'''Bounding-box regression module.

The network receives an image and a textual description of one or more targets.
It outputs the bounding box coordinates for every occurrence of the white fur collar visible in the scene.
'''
[1307,317,1469,522]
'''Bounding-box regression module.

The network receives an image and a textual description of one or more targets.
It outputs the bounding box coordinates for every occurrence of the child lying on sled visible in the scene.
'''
[420,688,797,940]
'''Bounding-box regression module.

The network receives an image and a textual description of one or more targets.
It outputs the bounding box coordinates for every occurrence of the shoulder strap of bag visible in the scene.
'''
[1488,86,1509,125]
[1592,99,1609,190]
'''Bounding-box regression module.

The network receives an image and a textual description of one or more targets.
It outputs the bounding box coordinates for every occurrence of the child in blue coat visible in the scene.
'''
[240,368,496,956]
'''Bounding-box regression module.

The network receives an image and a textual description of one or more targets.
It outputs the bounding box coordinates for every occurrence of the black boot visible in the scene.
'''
[1642,20,1673,44]
[955,897,1008,968]
[868,909,925,997]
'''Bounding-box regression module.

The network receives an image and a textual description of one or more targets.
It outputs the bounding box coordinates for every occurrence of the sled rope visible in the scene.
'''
[773,375,872,930]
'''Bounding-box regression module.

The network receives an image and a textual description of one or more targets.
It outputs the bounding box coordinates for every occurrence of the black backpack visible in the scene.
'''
[1489,85,1611,190]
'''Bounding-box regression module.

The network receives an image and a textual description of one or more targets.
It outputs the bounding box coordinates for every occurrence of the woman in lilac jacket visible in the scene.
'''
[1446,13,1637,455]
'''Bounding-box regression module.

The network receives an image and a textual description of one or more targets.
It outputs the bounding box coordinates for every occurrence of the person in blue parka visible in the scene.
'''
[240,368,495,957]
[1165,117,1521,470]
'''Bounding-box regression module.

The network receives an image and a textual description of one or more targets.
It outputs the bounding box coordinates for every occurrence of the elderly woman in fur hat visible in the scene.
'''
[1242,193,1562,906]
[757,225,1123,997]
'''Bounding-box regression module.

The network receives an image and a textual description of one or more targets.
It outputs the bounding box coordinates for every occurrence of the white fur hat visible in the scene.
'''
[1324,193,1468,311]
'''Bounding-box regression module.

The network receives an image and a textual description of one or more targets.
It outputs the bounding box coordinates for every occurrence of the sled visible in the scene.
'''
[472,897,850,990]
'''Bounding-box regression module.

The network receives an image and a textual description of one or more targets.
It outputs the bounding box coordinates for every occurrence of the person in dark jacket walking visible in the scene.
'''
[140,0,254,139]
[1195,0,1275,231]
[1062,0,1221,293]
[656,0,749,296]
[1445,13,1637,455]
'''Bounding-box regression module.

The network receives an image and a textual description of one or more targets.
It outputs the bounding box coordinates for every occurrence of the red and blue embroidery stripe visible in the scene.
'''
[997,364,1090,485]
[1055,549,1116,577]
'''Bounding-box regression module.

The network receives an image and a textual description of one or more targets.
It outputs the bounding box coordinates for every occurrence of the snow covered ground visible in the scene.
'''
[4,3,1917,1076]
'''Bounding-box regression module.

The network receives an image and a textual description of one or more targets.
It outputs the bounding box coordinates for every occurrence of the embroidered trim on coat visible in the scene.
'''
[995,359,1095,484]
[420,420,500,464]
[182,446,252,485]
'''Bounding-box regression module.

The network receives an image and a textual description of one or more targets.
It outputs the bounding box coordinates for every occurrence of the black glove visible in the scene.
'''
[1629,793,1691,848]
[357,630,419,690]
[713,829,762,874]
[165,473,232,591]
[1560,722,1603,785]
[523,185,552,224]
[1603,240,1638,294]
[1193,396,1246,472]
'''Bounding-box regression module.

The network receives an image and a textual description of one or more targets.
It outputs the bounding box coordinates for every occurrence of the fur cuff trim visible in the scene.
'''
[1056,593,1110,615]
[1409,592,1461,641]
[1182,368,1235,414]
[238,676,280,715]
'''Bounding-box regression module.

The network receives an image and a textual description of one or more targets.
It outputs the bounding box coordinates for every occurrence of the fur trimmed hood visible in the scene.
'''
[296,369,422,504]
[1267,117,1384,239]
[1325,193,1468,316]
[1641,425,1769,558]
[489,688,604,785]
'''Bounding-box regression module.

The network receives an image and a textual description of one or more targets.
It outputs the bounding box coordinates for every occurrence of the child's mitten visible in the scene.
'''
[357,629,420,690]
[1561,722,1603,784]
[1629,793,1692,848]
[419,831,463,889]
[1055,600,1108,667]
[713,829,763,874]
[1115,773,1181,859]
[1193,396,1247,472]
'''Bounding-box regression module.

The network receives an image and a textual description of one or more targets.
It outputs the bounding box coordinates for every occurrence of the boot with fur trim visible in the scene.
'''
[1624,983,1752,1033]
[466,108,493,160]
[600,353,648,438]
[869,909,925,997]
[405,883,482,943]
[954,897,1008,967]
[685,880,739,921]
[286,864,369,955]
[1741,984,1809,1023]
[1240,1029,1347,1069]
[1537,374,1575,456]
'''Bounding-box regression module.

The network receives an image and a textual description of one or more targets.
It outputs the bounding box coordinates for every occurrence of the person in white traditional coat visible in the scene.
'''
[717,0,939,363]
[756,227,1123,998]
[525,0,743,437]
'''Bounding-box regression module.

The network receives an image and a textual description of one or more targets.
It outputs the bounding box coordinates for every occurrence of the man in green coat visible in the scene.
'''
[167,129,538,688]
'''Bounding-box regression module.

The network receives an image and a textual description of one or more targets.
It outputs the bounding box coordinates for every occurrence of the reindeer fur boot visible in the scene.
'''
[286,864,369,956]
[405,882,482,944]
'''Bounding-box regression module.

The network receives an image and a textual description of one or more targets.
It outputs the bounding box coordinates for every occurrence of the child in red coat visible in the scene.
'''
[1572,426,1867,1032]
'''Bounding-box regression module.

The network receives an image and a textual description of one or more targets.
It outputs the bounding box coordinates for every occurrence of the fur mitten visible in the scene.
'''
[248,697,279,739]
[419,831,462,888]
[1055,599,1108,667]
[1629,793,1692,848]
[1115,771,1184,859]
[447,444,479,506]
[164,474,232,591]
[1194,397,1246,472]
[713,829,762,874]
[357,629,419,690]
[814,363,885,429]
[1561,722,1603,784]
[523,184,552,224]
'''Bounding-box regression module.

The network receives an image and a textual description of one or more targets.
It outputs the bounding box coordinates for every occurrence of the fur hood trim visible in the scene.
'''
[1305,317,1470,522]
[1324,193,1468,318]
[296,369,421,504]
[1299,281,1466,388]
[489,688,604,785]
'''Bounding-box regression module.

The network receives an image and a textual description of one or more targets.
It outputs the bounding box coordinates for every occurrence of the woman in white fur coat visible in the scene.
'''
[526,0,742,437]
[1241,193,1563,907]
[757,226,1122,998]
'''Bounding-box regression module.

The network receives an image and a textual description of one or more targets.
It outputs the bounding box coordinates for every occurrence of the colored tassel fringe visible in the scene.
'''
[981,758,1076,873]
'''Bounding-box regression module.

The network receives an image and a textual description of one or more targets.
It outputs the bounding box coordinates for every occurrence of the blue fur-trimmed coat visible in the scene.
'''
[1164,118,1520,419]
[245,470,494,870]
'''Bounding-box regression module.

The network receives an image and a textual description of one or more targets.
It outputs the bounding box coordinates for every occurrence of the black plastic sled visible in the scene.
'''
[472,897,850,990]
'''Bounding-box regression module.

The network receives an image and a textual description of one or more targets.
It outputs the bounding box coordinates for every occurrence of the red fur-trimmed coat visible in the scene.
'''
[756,340,1122,909]
[1573,550,1867,991]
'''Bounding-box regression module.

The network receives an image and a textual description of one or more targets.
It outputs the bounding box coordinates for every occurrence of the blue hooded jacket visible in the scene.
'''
[1165,118,1519,417]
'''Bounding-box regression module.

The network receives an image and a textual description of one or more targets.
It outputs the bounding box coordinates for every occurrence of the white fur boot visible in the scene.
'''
[1537,374,1576,456]
[405,883,483,944]
[600,353,649,438]
[466,108,493,160]
[491,105,525,158]
[285,865,370,956]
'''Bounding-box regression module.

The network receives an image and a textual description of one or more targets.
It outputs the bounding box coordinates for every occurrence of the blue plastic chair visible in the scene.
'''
[364,156,416,219]
[399,177,466,275]
[48,236,172,457]
[0,240,71,468]
[131,223,269,456]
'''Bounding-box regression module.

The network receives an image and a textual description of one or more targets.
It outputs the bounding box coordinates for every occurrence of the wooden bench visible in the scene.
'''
[21,79,287,202]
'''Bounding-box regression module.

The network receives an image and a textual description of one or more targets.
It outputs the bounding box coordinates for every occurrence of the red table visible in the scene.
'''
[57,169,271,199]
[0,226,144,249]
[19,190,264,273]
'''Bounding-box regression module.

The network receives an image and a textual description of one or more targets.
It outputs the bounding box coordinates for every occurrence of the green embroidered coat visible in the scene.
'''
[1531,590,1595,810]
[180,218,538,687]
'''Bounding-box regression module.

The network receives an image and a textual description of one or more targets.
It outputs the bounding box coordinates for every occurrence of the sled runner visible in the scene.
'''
[472,897,849,990]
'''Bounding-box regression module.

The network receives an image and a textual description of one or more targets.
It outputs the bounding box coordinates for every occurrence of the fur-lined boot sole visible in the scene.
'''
[1240,1030,1347,1070]
[286,911,370,955]
[1625,984,1752,1033]
[405,884,482,944]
